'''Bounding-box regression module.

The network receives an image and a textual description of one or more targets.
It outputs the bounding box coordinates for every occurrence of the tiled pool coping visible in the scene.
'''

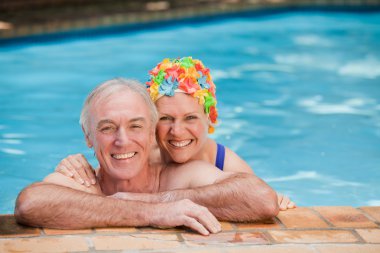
[1,0,380,43]
[1,206,379,252]
[1,1,379,251]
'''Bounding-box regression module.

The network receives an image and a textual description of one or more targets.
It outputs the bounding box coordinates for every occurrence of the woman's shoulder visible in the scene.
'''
[220,145,255,174]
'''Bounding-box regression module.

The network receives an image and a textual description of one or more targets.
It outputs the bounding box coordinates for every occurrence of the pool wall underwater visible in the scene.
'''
[1,0,380,43]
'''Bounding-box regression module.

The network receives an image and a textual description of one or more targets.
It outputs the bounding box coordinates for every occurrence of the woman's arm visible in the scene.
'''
[223,147,254,174]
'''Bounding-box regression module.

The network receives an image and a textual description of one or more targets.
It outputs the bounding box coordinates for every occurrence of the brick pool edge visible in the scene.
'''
[1,206,379,252]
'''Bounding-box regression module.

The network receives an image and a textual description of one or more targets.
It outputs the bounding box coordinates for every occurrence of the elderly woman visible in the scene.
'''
[56,57,295,210]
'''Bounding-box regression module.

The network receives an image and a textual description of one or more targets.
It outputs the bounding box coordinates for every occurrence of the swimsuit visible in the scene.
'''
[215,143,225,171]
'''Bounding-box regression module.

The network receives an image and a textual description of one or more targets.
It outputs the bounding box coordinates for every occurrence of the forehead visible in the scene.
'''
[90,90,150,123]
[156,93,203,114]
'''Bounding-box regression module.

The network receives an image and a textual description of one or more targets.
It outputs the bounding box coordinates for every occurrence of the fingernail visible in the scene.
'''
[85,181,90,187]
[79,179,84,184]
[91,179,96,184]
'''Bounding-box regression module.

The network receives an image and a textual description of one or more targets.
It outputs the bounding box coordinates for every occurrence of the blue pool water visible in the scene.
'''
[1,10,380,213]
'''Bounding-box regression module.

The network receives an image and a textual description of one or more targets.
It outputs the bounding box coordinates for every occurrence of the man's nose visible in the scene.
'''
[114,128,130,146]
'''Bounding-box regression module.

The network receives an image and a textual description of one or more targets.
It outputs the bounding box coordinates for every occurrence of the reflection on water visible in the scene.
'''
[1,11,380,213]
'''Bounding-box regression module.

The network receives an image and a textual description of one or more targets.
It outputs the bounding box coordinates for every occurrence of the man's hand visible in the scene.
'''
[110,193,221,235]
[149,199,221,236]
[55,154,96,187]
[277,193,296,211]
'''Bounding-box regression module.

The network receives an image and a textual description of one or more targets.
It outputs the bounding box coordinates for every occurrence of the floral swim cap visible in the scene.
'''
[146,57,218,133]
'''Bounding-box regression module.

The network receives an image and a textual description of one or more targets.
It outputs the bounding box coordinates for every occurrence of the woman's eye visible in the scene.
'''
[186,115,197,120]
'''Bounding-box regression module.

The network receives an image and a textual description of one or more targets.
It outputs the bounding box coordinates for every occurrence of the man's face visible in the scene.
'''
[86,90,154,180]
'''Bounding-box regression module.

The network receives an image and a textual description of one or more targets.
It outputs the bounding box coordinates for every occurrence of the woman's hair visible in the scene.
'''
[146,56,218,133]
[80,78,158,135]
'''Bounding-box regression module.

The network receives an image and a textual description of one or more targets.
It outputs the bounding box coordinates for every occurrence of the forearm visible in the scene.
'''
[15,182,151,229]
[156,174,279,222]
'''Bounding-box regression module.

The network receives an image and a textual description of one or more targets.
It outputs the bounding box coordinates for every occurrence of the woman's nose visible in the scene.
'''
[170,121,184,136]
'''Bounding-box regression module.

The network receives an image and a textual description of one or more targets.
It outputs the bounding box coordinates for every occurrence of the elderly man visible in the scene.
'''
[15,78,279,235]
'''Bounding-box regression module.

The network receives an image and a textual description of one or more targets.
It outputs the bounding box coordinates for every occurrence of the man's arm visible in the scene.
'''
[14,173,221,235]
[114,161,279,222]
[161,172,279,222]
[15,182,150,229]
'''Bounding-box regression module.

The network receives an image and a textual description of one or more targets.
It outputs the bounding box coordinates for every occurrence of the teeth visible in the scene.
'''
[112,152,136,159]
[169,140,191,147]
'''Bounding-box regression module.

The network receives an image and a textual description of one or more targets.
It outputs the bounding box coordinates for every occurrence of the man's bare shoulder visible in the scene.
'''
[44,172,102,195]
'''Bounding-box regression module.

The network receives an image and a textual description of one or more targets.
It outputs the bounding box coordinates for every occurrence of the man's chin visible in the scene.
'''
[106,165,139,180]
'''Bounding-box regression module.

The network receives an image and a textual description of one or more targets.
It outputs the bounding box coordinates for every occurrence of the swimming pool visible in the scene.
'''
[1,10,379,213]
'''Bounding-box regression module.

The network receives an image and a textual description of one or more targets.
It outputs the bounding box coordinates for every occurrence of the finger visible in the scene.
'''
[279,196,290,211]
[287,201,296,209]
[68,156,91,186]
[61,159,85,185]
[56,164,74,177]
[188,206,221,234]
[78,154,96,184]
[199,209,221,234]
[182,216,210,236]
[277,194,283,206]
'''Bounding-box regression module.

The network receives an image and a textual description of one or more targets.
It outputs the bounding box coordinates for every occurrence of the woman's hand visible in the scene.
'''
[277,193,296,211]
[55,154,96,187]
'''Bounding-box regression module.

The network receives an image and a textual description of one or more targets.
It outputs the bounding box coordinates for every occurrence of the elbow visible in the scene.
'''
[14,183,41,226]
[259,187,280,220]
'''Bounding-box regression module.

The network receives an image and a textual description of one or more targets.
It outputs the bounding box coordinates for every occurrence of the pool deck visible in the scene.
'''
[1,0,380,42]
[1,206,379,252]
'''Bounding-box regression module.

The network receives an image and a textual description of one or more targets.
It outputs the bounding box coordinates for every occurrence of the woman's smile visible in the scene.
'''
[168,139,193,148]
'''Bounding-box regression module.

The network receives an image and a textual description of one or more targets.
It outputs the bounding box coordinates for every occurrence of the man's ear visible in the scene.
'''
[82,125,93,148]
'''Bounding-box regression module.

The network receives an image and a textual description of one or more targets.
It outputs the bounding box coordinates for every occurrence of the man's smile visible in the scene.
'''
[111,152,137,160]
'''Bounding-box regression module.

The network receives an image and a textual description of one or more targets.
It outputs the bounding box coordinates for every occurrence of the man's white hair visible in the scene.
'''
[79,78,158,135]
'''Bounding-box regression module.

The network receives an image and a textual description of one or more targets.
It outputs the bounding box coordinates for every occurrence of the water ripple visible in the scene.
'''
[338,56,380,79]
[264,170,364,187]
[298,96,376,115]
[1,148,25,155]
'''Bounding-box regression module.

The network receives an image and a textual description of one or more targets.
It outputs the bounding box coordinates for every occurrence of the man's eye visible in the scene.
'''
[100,126,115,132]
[131,124,143,129]
[159,116,171,121]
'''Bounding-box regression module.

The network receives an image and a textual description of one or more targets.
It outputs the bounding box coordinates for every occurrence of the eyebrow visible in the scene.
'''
[96,117,147,129]
[130,117,147,123]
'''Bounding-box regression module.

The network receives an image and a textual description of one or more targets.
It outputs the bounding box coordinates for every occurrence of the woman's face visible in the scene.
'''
[155,92,209,163]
